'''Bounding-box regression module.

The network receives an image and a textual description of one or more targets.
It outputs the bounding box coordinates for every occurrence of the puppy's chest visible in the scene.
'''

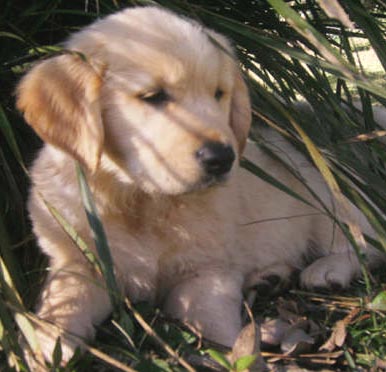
[106,198,236,258]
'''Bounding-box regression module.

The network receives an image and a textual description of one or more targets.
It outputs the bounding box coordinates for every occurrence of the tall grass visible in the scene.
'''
[1,0,385,370]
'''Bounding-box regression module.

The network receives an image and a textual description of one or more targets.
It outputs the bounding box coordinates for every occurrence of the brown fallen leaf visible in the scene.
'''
[344,130,386,144]
[281,327,315,355]
[228,322,266,372]
[319,308,359,352]
[319,320,347,352]
[260,298,321,356]
[261,318,291,346]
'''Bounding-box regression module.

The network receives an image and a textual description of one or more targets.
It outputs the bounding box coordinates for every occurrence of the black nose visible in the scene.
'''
[196,142,235,176]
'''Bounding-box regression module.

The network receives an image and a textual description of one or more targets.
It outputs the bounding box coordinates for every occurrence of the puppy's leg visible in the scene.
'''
[300,252,360,290]
[163,271,243,347]
[300,199,385,291]
[300,219,383,290]
[33,262,111,363]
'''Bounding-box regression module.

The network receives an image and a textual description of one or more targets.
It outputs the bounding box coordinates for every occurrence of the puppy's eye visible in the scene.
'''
[214,88,224,101]
[140,89,170,105]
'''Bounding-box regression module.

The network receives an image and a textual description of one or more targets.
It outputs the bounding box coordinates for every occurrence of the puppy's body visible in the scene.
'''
[18,6,382,363]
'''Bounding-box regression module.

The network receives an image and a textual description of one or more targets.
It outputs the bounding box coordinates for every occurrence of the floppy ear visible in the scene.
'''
[230,70,251,155]
[16,54,104,172]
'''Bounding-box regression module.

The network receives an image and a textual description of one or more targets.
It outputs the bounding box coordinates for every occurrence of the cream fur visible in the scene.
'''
[16,6,383,364]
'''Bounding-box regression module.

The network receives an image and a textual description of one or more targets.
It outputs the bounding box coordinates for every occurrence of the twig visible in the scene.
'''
[125,299,196,372]
[87,345,138,372]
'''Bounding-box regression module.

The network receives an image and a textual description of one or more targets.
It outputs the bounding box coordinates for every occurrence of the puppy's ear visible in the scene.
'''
[230,70,251,154]
[16,54,104,172]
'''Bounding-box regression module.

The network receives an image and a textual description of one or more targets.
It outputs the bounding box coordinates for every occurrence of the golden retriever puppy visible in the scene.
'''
[16,5,382,363]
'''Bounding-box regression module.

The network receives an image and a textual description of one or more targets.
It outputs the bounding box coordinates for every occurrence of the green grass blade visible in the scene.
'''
[267,0,357,76]
[0,32,25,42]
[265,0,386,98]
[76,164,134,334]
[75,163,121,310]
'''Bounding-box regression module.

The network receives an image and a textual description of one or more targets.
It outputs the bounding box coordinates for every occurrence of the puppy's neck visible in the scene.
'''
[85,155,180,218]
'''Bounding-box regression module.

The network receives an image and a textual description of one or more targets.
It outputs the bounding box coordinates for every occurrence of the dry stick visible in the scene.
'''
[86,346,138,372]
[125,299,197,372]
[137,309,163,350]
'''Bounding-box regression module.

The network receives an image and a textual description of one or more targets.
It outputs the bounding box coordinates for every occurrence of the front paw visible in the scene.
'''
[38,326,79,363]
[163,271,244,347]
[300,254,357,291]
[22,321,89,369]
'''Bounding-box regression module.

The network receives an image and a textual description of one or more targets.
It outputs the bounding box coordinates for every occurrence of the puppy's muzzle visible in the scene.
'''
[196,141,235,178]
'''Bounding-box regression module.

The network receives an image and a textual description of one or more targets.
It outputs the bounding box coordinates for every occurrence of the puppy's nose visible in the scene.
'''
[196,141,235,176]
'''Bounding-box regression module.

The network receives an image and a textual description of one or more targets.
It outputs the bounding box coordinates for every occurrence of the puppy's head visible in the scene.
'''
[16,6,251,195]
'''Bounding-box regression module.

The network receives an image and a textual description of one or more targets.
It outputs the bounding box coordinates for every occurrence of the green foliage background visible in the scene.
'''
[1,0,386,370]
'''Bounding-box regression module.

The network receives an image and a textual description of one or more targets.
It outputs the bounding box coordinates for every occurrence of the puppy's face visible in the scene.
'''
[17,7,251,195]
[100,23,238,194]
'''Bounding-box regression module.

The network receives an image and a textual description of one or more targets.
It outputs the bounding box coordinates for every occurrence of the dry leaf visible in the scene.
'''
[344,130,386,143]
[261,299,320,355]
[261,318,291,346]
[231,323,259,359]
[319,320,347,352]
[281,328,315,355]
[228,322,265,371]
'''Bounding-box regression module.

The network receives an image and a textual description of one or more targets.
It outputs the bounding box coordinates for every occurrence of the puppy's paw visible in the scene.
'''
[300,254,357,291]
[23,321,91,369]
[37,327,79,363]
